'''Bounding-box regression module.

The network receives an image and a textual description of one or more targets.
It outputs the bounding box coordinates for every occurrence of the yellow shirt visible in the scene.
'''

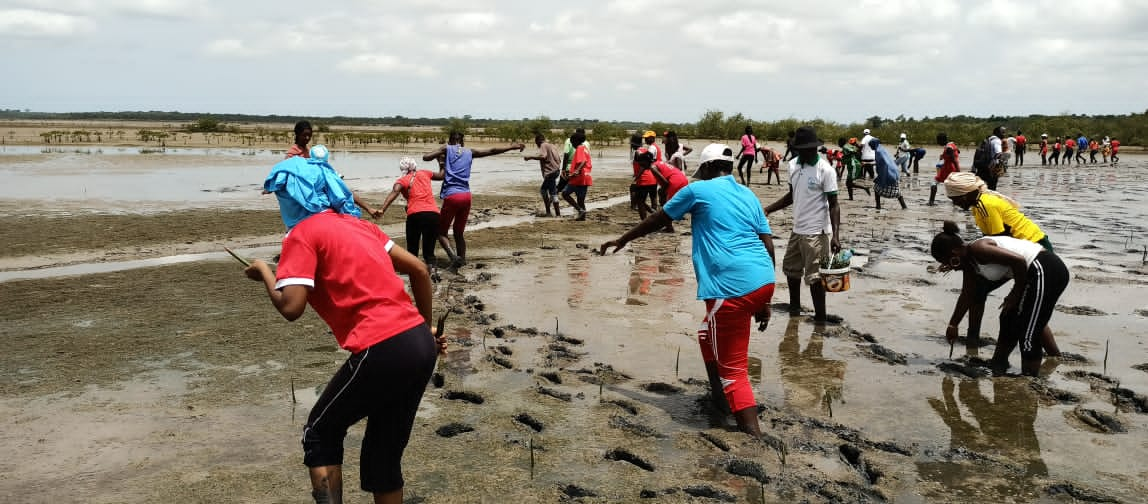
[973,193,1045,243]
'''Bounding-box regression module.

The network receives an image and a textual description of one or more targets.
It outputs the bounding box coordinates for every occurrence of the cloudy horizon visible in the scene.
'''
[3,0,1147,124]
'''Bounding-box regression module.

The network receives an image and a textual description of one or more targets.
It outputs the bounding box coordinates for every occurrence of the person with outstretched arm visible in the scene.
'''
[423,131,524,269]
[600,143,777,439]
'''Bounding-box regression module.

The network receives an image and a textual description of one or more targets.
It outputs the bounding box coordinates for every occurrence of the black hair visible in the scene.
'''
[936,132,948,146]
[930,221,964,263]
[534,133,545,142]
[449,130,464,142]
[745,125,753,135]
[629,132,643,150]
[992,126,1005,138]
[837,137,847,148]
[571,130,586,147]
[294,120,312,135]
[634,151,654,163]
[665,133,680,157]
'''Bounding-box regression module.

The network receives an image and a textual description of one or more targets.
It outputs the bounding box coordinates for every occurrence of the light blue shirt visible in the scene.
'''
[662,175,775,300]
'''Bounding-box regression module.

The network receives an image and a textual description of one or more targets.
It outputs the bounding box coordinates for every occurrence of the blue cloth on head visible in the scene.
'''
[264,156,362,229]
[872,139,901,188]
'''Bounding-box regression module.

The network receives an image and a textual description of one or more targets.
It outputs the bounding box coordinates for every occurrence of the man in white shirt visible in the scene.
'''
[764,126,843,323]
[859,128,875,179]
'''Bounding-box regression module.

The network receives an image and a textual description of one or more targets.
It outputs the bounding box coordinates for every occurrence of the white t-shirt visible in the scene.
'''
[1005,137,1016,152]
[645,143,661,162]
[973,235,1042,281]
[860,134,875,161]
[989,136,1002,157]
[787,156,839,235]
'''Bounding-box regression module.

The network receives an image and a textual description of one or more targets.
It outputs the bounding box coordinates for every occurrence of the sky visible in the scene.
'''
[2,0,1147,124]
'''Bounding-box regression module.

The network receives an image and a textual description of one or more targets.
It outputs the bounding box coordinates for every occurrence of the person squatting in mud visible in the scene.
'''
[930,221,1069,376]
[600,143,777,438]
[253,146,445,504]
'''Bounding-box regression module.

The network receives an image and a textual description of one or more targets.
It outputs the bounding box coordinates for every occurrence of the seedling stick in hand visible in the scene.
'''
[224,246,250,267]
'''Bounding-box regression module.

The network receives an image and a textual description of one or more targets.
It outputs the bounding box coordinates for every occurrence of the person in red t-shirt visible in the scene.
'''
[1110,138,1121,164]
[635,152,689,232]
[245,184,441,504]
[561,130,593,221]
[1039,134,1049,165]
[930,134,961,206]
[631,147,660,220]
[1014,130,1027,166]
[286,120,312,159]
[376,157,444,272]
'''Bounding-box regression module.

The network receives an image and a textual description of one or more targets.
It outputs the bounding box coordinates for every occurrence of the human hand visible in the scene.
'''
[754,304,772,332]
[244,259,271,282]
[370,208,383,219]
[945,324,959,344]
[599,239,627,255]
[431,325,447,354]
[830,236,841,253]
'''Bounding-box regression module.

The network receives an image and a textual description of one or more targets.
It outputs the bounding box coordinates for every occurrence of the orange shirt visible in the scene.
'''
[395,170,439,216]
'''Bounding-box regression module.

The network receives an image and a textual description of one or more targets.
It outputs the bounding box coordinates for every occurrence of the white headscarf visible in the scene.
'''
[398,156,418,175]
[943,172,1020,208]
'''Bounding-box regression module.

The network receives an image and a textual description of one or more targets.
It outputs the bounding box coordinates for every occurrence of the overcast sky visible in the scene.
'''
[3,0,1147,124]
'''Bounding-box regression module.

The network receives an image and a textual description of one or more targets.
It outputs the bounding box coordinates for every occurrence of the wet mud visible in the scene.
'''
[2,150,1148,502]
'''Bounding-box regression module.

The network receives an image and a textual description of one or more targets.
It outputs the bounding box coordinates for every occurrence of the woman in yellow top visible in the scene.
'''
[942,172,1059,357]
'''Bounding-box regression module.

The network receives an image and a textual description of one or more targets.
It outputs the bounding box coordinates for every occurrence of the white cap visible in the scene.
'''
[698,143,735,165]
[309,144,330,163]
[900,133,907,139]
[863,128,871,135]
[398,156,418,173]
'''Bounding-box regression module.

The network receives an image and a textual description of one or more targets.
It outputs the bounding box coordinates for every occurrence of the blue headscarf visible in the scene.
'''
[871,138,901,188]
[263,155,361,229]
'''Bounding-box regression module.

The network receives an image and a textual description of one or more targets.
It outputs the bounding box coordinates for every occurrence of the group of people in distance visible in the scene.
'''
[244,119,1075,503]
[1037,132,1121,166]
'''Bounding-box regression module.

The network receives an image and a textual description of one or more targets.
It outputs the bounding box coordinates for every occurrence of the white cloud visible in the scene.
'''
[336,53,438,78]
[0,9,92,37]
[8,0,211,19]
[721,57,780,74]
[203,38,259,57]
[429,11,498,34]
[432,38,506,57]
[569,90,589,101]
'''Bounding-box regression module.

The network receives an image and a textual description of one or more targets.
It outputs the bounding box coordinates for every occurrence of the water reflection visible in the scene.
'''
[918,376,1047,499]
[777,318,846,416]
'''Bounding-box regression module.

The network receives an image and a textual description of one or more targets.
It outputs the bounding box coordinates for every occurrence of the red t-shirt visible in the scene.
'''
[654,161,688,199]
[569,145,593,186]
[1111,140,1120,153]
[1015,135,1026,146]
[286,144,309,159]
[937,142,960,182]
[276,211,426,353]
[633,162,657,186]
[395,170,440,216]
[1065,139,1077,149]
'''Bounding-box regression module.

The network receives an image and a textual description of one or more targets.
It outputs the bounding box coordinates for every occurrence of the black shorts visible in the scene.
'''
[302,324,437,493]
[540,173,559,196]
[633,184,658,203]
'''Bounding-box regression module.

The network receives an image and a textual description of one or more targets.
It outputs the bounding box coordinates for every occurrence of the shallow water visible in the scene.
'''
[4,152,1148,502]
[476,155,1148,502]
[0,145,636,210]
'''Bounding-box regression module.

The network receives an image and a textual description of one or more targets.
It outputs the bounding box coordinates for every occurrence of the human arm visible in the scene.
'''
[430,159,446,181]
[471,142,526,158]
[827,193,841,253]
[244,259,308,321]
[968,239,1029,314]
[945,267,978,343]
[682,145,693,156]
[598,211,673,255]
[645,164,671,187]
[375,182,405,218]
[353,192,376,218]
[763,189,794,216]
[389,244,434,327]
[754,233,777,331]
[422,145,447,162]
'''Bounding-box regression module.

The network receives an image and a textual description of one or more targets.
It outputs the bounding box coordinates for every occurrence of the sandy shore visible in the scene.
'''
[2,149,1148,503]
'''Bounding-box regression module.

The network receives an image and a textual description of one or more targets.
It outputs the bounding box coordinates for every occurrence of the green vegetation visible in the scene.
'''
[5,109,1145,147]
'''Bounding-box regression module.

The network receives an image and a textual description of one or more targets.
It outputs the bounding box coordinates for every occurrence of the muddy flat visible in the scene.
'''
[2,145,1147,503]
